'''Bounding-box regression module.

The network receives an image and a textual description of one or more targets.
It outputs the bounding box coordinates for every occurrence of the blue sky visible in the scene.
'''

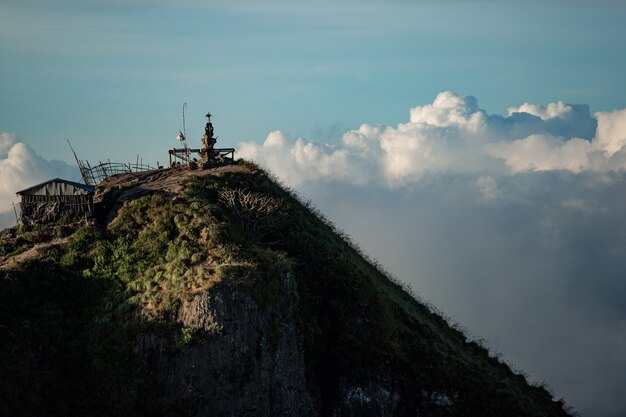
[3,1,626,416]
[1,0,626,165]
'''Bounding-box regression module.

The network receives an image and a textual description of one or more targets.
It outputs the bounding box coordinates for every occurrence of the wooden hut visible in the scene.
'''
[16,178,95,224]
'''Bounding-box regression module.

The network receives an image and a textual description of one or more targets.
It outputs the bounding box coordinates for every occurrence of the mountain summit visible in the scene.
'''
[0,161,572,417]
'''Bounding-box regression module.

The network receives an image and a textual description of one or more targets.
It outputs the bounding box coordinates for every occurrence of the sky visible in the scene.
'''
[2,1,626,416]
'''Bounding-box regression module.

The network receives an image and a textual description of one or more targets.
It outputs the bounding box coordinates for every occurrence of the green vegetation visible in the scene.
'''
[0,160,573,416]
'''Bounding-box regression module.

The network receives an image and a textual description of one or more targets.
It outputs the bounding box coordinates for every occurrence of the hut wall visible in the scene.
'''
[19,194,94,224]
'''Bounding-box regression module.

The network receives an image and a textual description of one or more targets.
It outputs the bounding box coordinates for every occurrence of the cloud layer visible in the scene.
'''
[239,93,626,417]
[240,91,626,187]
[0,133,77,229]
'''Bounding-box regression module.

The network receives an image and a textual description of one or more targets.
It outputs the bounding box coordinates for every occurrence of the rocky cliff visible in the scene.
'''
[0,161,574,416]
[138,273,308,417]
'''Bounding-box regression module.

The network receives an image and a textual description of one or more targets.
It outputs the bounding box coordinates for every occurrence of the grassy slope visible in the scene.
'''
[0,161,572,416]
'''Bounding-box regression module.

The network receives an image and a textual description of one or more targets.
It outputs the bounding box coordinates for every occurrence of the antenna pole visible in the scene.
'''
[182,102,187,139]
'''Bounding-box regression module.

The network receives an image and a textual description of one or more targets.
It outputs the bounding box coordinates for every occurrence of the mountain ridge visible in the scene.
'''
[0,160,574,416]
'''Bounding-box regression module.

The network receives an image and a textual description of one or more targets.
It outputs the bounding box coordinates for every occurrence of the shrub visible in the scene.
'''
[218,187,288,243]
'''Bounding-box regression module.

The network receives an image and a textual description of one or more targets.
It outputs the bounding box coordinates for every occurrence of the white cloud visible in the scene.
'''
[409,91,486,131]
[0,133,77,229]
[239,91,626,188]
[241,92,500,187]
[594,107,626,156]
[486,134,592,173]
[508,101,573,121]
[239,130,377,187]
[507,101,598,140]
[491,107,626,173]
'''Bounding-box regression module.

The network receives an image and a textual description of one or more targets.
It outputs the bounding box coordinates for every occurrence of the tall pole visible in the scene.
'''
[183,103,189,162]
[182,102,187,139]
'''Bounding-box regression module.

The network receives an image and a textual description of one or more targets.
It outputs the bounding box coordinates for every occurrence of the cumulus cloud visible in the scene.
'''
[239,130,377,187]
[486,134,592,173]
[491,107,626,174]
[0,133,77,229]
[242,92,493,187]
[238,92,626,416]
[594,108,626,156]
[240,91,626,188]
[507,101,597,140]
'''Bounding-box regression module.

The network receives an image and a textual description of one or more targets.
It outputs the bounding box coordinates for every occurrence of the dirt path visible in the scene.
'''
[95,164,250,202]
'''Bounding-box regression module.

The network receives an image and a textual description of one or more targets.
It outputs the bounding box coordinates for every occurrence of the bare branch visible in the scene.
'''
[218,188,288,242]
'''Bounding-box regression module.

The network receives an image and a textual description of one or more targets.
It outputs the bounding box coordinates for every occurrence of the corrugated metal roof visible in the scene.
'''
[16,178,95,196]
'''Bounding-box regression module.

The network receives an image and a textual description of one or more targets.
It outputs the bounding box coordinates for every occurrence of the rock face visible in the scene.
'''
[333,376,402,417]
[138,273,308,417]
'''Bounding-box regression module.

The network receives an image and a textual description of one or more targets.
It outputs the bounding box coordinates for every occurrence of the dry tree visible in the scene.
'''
[218,188,288,243]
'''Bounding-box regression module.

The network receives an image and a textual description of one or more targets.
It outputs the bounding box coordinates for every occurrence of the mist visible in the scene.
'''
[296,174,626,417]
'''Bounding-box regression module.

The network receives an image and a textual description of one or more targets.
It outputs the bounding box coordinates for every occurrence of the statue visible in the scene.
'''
[201,112,217,161]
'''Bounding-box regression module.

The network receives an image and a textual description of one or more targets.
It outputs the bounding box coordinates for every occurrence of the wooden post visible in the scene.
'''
[12,202,19,225]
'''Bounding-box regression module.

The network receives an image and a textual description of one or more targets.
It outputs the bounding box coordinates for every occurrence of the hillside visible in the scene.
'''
[0,160,573,417]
